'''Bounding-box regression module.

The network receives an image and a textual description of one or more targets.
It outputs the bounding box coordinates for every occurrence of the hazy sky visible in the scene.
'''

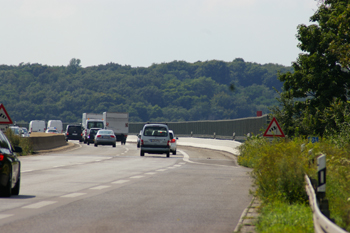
[0,0,319,68]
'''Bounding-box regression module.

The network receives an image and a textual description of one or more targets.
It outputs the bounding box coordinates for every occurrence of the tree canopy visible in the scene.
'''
[273,0,350,136]
[0,59,290,124]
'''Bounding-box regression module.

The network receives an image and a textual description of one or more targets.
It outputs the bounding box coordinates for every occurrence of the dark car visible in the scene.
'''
[87,128,102,145]
[65,125,83,142]
[0,130,22,197]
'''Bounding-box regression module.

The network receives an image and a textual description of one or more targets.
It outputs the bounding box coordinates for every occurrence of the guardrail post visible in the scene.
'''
[317,154,330,218]
[233,132,235,141]
[191,131,193,137]
[213,132,216,139]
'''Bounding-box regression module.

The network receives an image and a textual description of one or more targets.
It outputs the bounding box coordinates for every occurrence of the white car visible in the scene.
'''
[45,127,58,134]
[169,130,178,155]
[140,124,171,157]
[21,127,30,137]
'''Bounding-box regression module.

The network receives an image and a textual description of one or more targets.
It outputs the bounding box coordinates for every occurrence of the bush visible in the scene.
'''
[5,129,33,155]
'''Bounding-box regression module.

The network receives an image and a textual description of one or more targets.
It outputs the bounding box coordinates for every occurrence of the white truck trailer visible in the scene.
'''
[82,113,105,143]
[103,112,129,144]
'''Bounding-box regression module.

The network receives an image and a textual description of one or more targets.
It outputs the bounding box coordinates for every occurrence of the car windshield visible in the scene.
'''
[48,130,57,133]
[98,130,113,135]
[88,122,104,129]
[22,128,28,133]
[144,126,168,137]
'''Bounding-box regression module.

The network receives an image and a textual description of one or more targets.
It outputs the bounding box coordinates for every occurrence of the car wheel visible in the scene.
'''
[94,143,98,147]
[0,172,12,197]
[140,151,144,156]
[113,143,116,147]
[166,152,170,158]
[12,172,20,195]
[87,142,90,145]
[173,150,176,155]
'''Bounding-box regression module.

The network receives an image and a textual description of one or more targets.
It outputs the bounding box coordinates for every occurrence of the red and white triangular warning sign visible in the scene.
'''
[263,117,285,137]
[0,103,13,124]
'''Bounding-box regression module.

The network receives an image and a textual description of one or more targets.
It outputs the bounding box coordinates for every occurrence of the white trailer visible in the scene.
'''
[103,112,129,144]
[82,113,105,143]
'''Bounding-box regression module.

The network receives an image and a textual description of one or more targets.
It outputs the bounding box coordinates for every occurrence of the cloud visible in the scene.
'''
[19,0,76,19]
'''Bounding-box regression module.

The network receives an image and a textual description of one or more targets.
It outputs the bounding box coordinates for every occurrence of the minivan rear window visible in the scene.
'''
[143,126,168,137]
[68,126,82,133]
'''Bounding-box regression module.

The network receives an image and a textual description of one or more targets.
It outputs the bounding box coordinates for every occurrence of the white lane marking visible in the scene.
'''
[90,185,110,190]
[95,160,101,162]
[144,172,156,175]
[174,165,181,167]
[167,167,175,169]
[53,165,63,168]
[111,180,130,184]
[156,169,167,172]
[130,176,144,179]
[60,193,86,198]
[179,149,237,168]
[22,201,57,209]
[22,170,33,173]
[0,214,14,220]
[179,162,186,165]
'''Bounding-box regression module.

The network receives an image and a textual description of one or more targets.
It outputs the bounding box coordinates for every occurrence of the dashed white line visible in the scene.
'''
[90,185,110,190]
[130,176,144,179]
[144,172,156,175]
[60,193,86,198]
[174,165,182,167]
[53,165,63,168]
[22,201,57,209]
[156,169,167,172]
[111,180,130,184]
[0,214,14,220]
[22,170,33,173]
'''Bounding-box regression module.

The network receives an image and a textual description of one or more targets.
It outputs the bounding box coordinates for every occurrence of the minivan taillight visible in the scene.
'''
[141,140,144,145]
[171,139,176,143]
[0,154,4,161]
[167,140,170,146]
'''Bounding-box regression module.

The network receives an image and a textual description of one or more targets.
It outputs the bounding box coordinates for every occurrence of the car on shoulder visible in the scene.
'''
[65,125,83,142]
[94,130,116,147]
[136,130,142,148]
[140,123,171,157]
[0,130,22,197]
[169,130,178,155]
[87,128,102,145]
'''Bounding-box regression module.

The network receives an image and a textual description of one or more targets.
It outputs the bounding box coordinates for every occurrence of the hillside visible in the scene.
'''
[0,58,292,123]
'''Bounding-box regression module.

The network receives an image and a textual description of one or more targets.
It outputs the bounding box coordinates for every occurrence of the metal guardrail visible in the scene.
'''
[305,175,349,233]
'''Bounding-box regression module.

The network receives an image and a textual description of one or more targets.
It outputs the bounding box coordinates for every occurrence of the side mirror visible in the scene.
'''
[176,137,179,140]
[14,146,23,153]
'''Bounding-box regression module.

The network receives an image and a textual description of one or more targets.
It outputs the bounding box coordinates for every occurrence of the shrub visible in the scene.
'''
[5,129,33,155]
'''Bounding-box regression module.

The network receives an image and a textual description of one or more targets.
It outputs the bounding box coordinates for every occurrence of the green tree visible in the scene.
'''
[274,0,350,136]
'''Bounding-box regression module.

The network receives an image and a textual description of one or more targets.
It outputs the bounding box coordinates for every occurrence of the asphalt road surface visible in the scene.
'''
[0,141,252,233]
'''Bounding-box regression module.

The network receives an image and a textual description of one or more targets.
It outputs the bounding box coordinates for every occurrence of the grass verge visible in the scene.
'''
[238,135,350,232]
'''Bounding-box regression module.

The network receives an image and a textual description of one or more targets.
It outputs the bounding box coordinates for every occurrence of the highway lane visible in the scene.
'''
[0,141,252,233]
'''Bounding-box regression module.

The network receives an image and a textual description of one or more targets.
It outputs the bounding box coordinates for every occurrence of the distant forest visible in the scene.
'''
[0,58,292,123]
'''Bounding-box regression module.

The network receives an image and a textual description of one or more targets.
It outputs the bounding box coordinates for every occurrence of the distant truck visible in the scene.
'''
[103,112,129,144]
[29,120,46,133]
[47,120,63,133]
[82,113,105,143]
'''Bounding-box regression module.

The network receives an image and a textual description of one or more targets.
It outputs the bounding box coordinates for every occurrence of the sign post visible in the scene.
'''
[0,103,13,132]
[263,117,285,138]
